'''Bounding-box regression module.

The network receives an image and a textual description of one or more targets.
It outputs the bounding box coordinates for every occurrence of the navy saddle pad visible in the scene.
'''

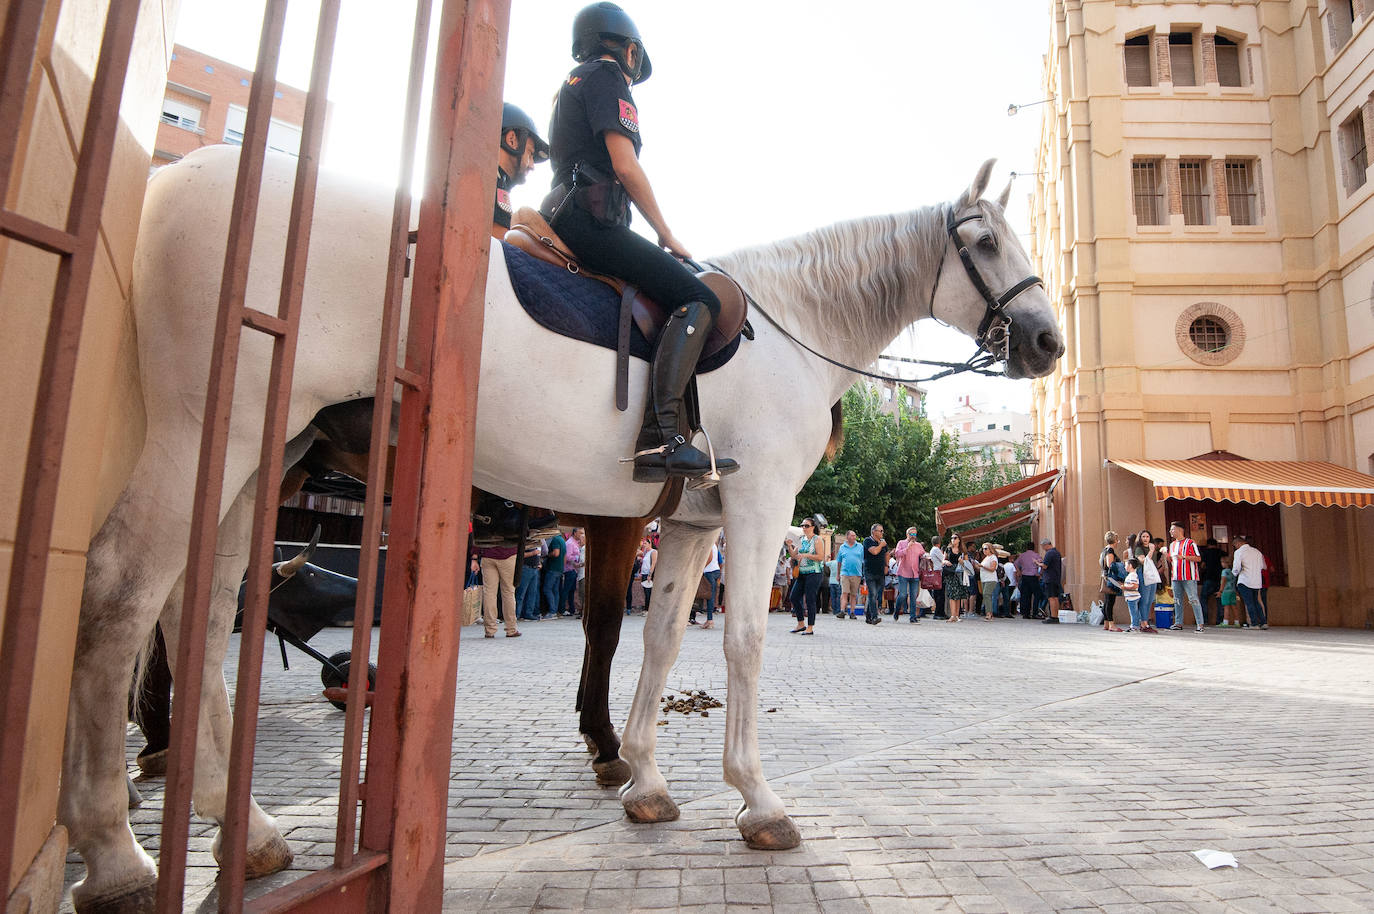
[500,241,741,374]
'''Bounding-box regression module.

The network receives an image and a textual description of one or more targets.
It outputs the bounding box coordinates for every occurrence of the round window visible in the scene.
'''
[1175,303,1244,366]
[1188,316,1230,353]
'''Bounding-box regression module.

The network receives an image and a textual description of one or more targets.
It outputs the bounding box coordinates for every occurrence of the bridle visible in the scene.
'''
[928,204,1045,373]
[703,203,1045,385]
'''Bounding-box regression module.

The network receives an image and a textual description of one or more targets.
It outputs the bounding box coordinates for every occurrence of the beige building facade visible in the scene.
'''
[1029,0,1374,628]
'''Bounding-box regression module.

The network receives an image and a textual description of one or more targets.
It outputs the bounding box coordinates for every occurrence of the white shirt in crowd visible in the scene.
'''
[929,546,944,568]
[1002,560,1017,586]
[979,554,999,583]
[704,543,721,573]
[1231,542,1265,589]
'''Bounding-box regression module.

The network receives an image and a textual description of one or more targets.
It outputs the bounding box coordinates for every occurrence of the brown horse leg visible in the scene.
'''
[577,514,644,787]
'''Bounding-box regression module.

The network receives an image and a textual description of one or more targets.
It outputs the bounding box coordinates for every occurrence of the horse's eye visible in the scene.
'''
[977,233,998,253]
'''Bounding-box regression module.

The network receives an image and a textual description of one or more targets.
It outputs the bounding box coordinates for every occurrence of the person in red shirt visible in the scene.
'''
[1167,521,1206,632]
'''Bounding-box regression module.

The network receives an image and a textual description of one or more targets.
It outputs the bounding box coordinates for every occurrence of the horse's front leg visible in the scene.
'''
[617,521,717,823]
[721,501,802,850]
[577,515,640,787]
[157,478,292,879]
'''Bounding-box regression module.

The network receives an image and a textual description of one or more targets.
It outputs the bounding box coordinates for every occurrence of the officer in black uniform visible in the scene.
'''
[494,102,550,237]
[542,2,738,483]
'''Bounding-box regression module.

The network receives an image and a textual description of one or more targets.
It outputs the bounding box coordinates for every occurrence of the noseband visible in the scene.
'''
[930,205,1044,367]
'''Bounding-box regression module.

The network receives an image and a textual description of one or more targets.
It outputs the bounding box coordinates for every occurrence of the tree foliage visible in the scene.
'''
[793,386,1028,546]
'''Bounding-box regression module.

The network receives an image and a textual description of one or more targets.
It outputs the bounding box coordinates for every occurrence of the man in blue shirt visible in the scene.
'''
[834,530,865,618]
[541,532,566,619]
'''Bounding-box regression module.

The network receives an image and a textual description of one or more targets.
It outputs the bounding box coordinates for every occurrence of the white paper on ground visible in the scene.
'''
[1193,849,1238,869]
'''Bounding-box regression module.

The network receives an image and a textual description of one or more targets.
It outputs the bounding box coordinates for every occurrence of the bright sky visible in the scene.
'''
[172,0,1052,419]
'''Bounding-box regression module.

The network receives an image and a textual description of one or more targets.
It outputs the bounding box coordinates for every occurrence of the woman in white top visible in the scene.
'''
[638,541,657,614]
[978,543,1001,621]
[696,540,722,629]
[1138,537,1161,630]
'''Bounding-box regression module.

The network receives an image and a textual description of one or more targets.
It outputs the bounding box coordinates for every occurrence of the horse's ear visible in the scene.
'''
[961,158,997,207]
[995,178,1013,210]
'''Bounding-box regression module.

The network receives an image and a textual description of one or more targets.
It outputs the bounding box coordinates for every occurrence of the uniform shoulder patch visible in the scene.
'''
[496,187,511,213]
[618,98,639,133]
[566,75,581,86]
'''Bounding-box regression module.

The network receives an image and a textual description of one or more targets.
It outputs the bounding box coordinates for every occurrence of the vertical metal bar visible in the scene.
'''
[217,3,341,909]
[156,3,289,909]
[0,0,140,894]
[332,0,433,868]
[0,0,49,204]
[358,0,508,908]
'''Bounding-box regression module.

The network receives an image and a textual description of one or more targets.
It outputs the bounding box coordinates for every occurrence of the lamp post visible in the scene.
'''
[1007,98,1054,117]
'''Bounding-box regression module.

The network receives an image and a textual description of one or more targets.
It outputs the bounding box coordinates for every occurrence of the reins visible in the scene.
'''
[699,204,1042,386]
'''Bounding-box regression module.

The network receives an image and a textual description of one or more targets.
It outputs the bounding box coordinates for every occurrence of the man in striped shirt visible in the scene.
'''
[1168,521,1206,632]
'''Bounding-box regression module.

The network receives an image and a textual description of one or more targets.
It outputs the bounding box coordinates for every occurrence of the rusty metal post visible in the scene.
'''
[332,0,434,869]
[156,3,290,908]
[217,2,341,910]
[358,0,508,908]
[0,0,142,897]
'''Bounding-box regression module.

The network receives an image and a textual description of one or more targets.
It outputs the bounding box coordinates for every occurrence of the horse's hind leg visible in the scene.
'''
[157,476,292,878]
[62,488,192,912]
[577,515,640,787]
[617,521,717,823]
[721,497,801,850]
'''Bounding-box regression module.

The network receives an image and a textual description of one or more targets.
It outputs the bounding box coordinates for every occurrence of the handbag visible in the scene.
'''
[920,568,942,590]
[462,570,482,626]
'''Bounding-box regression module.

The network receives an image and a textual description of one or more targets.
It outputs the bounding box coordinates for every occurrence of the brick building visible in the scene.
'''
[153,44,308,167]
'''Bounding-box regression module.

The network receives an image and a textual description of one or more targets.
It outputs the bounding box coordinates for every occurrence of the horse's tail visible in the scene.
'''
[823,400,845,462]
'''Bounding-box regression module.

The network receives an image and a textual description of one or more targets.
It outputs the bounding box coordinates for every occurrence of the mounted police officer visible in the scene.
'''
[494,102,550,238]
[543,2,738,483]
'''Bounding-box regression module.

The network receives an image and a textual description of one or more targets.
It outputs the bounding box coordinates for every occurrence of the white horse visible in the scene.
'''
[62,145,1062,912]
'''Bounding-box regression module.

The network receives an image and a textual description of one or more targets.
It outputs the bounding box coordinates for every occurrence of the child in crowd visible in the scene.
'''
[1218,558,1239,627]
[1123,558,1143,631]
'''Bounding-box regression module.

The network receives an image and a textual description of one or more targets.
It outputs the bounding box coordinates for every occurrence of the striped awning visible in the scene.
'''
[1108,459,1374,508]
[953,508,1037,542]
[936,469,1063,532]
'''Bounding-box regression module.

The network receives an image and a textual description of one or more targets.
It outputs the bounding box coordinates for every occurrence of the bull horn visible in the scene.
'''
[273,525,321,578]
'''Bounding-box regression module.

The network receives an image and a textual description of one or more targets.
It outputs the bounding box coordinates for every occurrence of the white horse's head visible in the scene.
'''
[935,159,1064,380]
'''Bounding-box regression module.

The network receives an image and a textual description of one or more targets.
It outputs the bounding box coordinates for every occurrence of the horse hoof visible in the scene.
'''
[623,790,680,823]
[126,775,142,809]
[739,813,802,850]
[242,833,293,879]
[593,757,631,787]
[136,748,168,777]
[73,878,157,914]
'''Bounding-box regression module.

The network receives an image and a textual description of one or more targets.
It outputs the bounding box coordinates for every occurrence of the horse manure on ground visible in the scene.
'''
[660,691,723,718]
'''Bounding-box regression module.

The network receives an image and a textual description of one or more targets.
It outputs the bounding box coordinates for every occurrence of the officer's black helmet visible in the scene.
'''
[571,2,652,85]
[501,102,550,163]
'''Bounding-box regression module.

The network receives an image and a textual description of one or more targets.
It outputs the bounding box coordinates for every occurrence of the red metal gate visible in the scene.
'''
[0,0,508,909]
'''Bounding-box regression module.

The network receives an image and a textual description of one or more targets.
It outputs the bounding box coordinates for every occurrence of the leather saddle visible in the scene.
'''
[505,206,750,411]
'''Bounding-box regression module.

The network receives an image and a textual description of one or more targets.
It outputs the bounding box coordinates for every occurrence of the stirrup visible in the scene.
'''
[684,427,723,490]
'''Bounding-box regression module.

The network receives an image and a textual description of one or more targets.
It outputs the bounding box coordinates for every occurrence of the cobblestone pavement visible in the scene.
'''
[63,612,1374,912]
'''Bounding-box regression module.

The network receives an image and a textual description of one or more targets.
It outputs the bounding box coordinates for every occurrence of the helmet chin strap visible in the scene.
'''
[609,40,642,82]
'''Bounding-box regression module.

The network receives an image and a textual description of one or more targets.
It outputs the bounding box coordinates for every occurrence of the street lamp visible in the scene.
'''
[1007,98,1054,117]
[1019,428,1062,476]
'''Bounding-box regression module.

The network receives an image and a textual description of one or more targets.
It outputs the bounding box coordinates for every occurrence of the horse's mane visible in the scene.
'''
[711,203,952,366]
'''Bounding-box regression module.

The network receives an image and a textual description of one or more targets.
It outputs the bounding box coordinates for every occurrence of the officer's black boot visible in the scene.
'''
[632,301,740,483]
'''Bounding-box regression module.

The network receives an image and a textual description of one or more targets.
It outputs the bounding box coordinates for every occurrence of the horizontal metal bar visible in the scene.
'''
[0,208,79,255]
[243,851,387,914]
[242,307,290,337]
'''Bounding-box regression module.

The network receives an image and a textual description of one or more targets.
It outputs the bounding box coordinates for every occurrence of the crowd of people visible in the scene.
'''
[1095,521,1272,633]
[468,514,1275,639]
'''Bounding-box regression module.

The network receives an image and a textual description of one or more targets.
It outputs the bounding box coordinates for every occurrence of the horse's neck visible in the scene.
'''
[713,204,946,386]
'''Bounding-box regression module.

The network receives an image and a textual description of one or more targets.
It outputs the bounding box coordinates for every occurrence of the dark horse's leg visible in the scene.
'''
[576,515,642,787]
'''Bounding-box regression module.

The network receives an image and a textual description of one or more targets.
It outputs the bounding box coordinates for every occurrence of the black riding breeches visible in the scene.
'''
[555,202,720,319]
